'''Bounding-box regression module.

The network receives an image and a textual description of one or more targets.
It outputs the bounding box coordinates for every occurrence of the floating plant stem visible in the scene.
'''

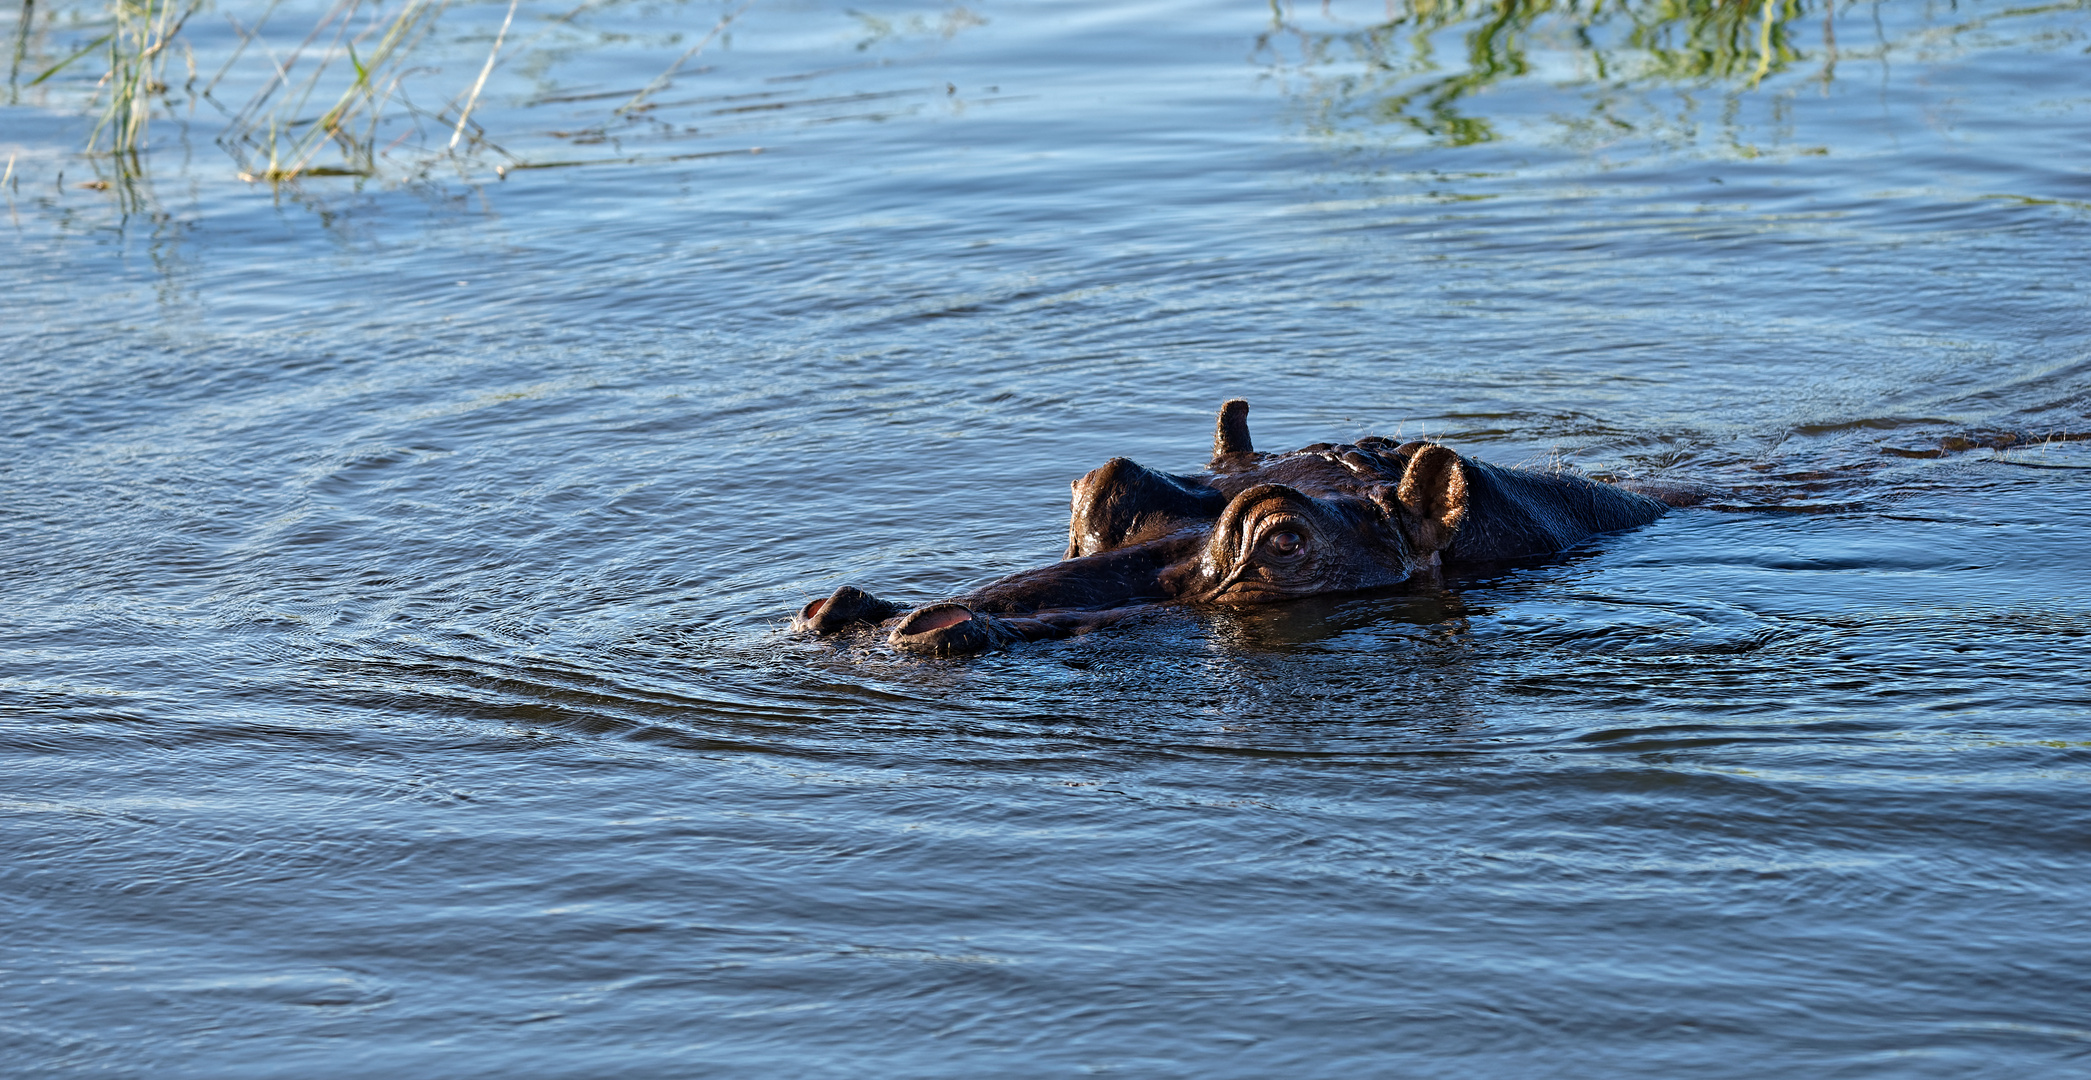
[224,0,451,180]
[449,0,518,150]
[26,30,113,89]
[8,0,33,95]
[616,0,751,115]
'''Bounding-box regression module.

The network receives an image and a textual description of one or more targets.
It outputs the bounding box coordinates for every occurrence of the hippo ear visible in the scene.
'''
[1066,456,1228,559]
[1396,444,1469,554]
[1213,398,1253,458]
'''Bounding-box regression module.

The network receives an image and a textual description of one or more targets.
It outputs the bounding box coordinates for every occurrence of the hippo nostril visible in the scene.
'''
[891,603,1002,657]
[898,604,977,634]
[795,585,904,635]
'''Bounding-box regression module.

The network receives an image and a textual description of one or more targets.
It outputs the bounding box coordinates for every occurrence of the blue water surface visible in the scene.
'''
[4,0,2091,1075]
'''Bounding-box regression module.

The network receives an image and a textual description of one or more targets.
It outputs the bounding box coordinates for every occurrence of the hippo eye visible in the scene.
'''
[1263,531,1303,558]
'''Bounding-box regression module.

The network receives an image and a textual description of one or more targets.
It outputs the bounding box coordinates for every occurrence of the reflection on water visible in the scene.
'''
[1211,585,1477,648]
[1260,0,2091,150]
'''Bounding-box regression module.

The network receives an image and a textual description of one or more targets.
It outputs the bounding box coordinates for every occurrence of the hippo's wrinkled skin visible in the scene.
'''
[793,400,1687,656]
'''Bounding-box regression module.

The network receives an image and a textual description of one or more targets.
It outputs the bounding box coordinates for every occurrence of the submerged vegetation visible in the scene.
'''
[1259,0,1815,145]
[1259,0,2091,147]
[218,0,456,182]
[91,0,199,158]
[1255,0,1855,148]
[4,0,765,182]
[2,0,2085,185]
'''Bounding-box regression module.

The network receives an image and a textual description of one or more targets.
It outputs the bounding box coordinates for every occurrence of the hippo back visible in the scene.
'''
[1446,455,1669,563]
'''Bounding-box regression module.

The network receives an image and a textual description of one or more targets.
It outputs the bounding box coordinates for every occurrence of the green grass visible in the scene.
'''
[3,0,750,183]
[1,0,2075,181]
[219,0,456,181]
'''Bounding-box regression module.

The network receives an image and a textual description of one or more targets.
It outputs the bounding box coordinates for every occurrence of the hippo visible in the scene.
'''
[793,399,1691,656]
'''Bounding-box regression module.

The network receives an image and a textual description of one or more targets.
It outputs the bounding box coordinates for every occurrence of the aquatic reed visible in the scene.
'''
[219,0,455,181]
[90,0,198,154]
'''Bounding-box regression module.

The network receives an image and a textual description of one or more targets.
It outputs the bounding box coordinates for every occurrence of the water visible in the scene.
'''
[5,0,2091,1074]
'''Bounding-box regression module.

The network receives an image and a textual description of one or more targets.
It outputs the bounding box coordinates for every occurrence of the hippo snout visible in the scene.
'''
[792,585,903,634]
[889,604,1014,657]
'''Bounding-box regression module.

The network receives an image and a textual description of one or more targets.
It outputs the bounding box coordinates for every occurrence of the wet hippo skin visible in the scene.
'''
[794,399,1686,657]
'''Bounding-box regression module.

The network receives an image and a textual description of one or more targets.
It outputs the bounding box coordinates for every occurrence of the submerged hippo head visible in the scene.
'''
[794,398,1674,656]
[791,399,1537,656]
